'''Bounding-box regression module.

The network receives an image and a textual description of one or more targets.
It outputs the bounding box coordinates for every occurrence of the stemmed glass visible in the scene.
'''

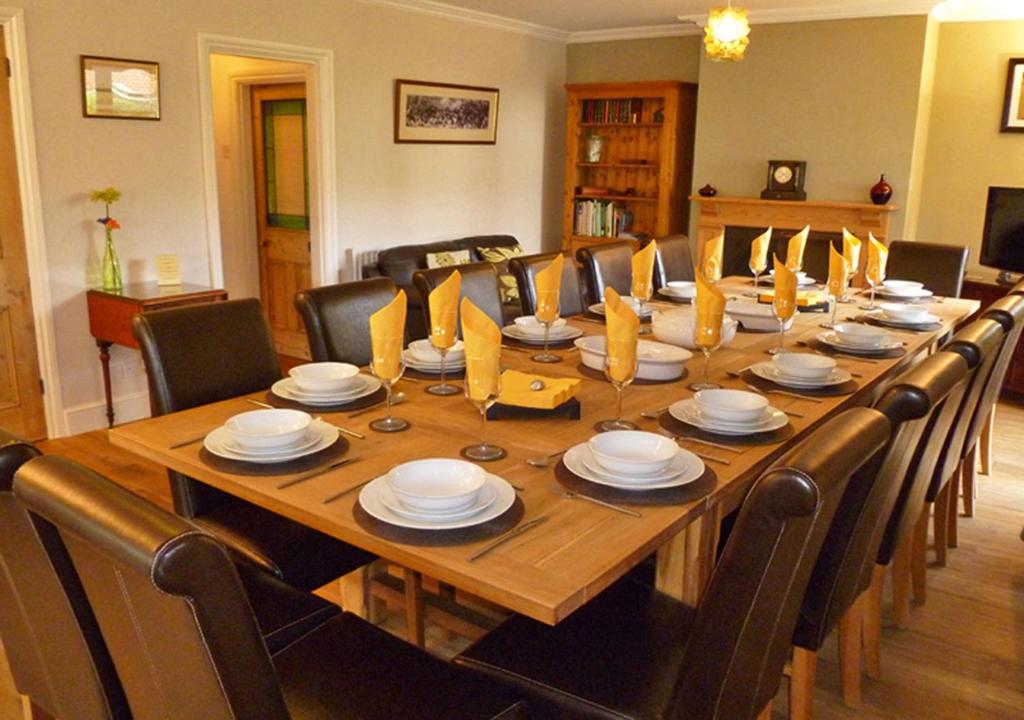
[840,256,857,303]
[369,358,409,433]
[865,270,883,310]
[632,278,654,336]
[770,296,796,355]
[821,289,840,329]
[461,369,505,461]
[532,298,561,364]
[689,322,722,391]
[597,352,638,432]
[425,321,460,396]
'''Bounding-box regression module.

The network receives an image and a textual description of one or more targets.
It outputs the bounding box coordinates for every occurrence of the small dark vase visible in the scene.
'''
[698,183,718,197]
[870,174,893,205]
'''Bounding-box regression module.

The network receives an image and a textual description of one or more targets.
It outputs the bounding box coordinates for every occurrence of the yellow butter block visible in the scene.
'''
[497,370,580,410]
[757,290,826,306]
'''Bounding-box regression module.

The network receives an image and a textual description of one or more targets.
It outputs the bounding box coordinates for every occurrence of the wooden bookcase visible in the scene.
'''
[562,81,698,256]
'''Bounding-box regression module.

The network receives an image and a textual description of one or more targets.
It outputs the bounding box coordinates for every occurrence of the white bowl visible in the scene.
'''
[883,279,923,292]
[289,362,361,394]
[574,335,692,381]
[880,302,930,323]
[773,352,836,380]
[663,281,696,298]
[513,316,568,336]
[385,459,486,513]
[651,309,738,350]
[834,322,887,348]
[694,389,769,423]
[724,300,795,332]
[408,338,465,363]
[588,431,678,476]
[225,409,311,451]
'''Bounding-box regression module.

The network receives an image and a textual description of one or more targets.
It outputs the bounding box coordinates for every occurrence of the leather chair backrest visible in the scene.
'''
[412,262,505,333]
[575,241,634,304]
[295,278,397,366]
[0,432,130,719]
[508,252,584,318]
[643,234,695,289]
[376,235,518,293]
[887,241,969,298]
[132,298,281,517]
[1013,280,1024,296]
[793,351,968,651]
[14,456,291,720]
[670,408,891,719]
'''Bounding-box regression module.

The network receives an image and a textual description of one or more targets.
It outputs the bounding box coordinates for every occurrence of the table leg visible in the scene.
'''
[656,507,720,605]
[97,339,115,428]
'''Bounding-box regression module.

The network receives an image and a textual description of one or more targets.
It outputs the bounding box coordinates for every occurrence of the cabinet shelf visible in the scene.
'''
[575,194,659,203]
[580,122,663,128]
[577,162,660,169]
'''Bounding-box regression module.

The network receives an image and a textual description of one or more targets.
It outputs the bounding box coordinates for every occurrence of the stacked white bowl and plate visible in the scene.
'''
[749,352,852,390]
[817,322,902,355]
[657,280,696,301]
[587,296,654,319]
[204,408,339,463]
[763,269,817,286]
[870,302,941,329]
[874,279,934,302]
[403,339,467,375]
[358,458,516,529]
[575,335,692,381]
[562,431,705,491]
[272,362,382,406]
[669,389,789,436]
[724,299,795,332]
[501,316,583,345]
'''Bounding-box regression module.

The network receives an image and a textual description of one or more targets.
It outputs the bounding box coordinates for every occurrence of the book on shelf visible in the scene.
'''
[581,97,646,124]
[573,199,635,238]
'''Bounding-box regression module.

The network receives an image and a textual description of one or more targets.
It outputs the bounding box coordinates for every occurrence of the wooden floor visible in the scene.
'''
[2,402,1022,718]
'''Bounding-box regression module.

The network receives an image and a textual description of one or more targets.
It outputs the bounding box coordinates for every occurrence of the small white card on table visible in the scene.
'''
[156,255,181,286]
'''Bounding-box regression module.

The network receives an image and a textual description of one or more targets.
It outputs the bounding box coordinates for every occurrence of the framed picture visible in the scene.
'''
[1001,58,1024,133]
[394,79,499,144]
[81,55,160,120]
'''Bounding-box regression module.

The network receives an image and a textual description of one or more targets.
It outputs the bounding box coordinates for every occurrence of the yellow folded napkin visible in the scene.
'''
[428,270,461,349]
[497,370,580,410]
[750,226,772,274]
[786,225,810,271]
[604,287,639,385]
[535,254,564,324]
[866,233,888,286]
[702,233,724,283]
[631,240,657,300]
[460,297,501,402]
[842,228,862,275]
[369,289,407,381]
[695,271,726,349]
[772,255,798,321]
[828,244,848,298]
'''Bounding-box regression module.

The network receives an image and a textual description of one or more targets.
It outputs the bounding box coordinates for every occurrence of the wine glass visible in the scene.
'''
[532,297,561,364]
[840,256,857,303]
[820,289,840,329]
[689,321,722,391]
[769,295,796,355]
[461,368,506,461]
[745,257,767,297]
[865,269,883,310]
[597,348,638,432]
[425,322,460,396]
[369,357,409,433]
[632,276,654,336]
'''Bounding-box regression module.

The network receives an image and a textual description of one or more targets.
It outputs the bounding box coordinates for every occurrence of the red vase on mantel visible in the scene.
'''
[870,174,893,205]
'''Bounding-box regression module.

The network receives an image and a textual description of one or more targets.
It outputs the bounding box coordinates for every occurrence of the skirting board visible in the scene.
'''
[63,390,151,435]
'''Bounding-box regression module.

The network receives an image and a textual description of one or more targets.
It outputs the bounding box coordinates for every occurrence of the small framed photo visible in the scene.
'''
[1001,58,1024,133]
[394,79,499,144]
[81,55,160,120]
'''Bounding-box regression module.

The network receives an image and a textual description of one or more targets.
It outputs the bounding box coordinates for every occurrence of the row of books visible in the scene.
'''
[581,98,648,124]
[573,200,634,238]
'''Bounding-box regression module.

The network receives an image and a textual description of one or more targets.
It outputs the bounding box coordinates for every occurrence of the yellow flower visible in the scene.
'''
[90,187,122,205]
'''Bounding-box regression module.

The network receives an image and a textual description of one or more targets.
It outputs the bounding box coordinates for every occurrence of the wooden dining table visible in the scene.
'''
[108,278,979,628]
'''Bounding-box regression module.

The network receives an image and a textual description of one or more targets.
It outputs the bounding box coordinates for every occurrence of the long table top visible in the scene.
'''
[108,279,978,624]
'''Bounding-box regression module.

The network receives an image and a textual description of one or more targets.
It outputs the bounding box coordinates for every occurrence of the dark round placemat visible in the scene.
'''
[554,459,716,506]
[264,386,387,412]
[199,435,350,476]
[741,368,857,397]
[500,335,578,350]
[859,316,943,333]
[405,366,466,380]
[352,495,525,547]
[658,409,795,446]
[805,337,907,360]
[576,363,687,386]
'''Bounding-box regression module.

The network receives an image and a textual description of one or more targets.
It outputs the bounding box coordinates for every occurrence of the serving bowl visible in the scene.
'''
[724,300,795,332]
[773,352,837,380]
[651,309,738,350]
[834,322,887,348]
[225,409,312,451]
[513,316,568,336]
[289,362,361,394]
[879,302,930,323]
[694,389,768,423]
[386,459,486,513]
[574,335,692,381]
[408,338,465,363]
[588,431,678,476]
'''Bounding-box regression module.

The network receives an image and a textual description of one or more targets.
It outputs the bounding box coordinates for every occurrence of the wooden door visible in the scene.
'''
[251,83,311,358]
[0,37,46,440]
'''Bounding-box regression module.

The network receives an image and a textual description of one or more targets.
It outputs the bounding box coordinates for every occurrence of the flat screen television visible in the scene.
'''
[980,186,1024,281]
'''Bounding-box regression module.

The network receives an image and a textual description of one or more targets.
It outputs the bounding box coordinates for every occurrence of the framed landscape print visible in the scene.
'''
[394,79,499,144]
[1001,58,1024,133]
[81,55,160,120]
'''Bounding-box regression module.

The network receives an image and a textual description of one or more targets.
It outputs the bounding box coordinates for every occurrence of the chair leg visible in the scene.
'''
[20,696,51,720]
[789,647,817,720]
[962,444,976,518]
[404,568,425,648]
[838,596,863,708]
[932,486,949,566]
[911,509,928,604]
[947,466,961,549]
[891,538,912,629]
[757,700,774,720]
[863,566,883,681]
[979,405,995,476]
[339,560,387,622]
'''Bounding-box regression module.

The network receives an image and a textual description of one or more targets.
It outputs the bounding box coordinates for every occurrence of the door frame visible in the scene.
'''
[0,7,64,437]
[197,33,339,293]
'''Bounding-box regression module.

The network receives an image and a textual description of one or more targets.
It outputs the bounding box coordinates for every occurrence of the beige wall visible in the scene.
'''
[566,35,702,84]
[691,16,932,239]
[10,0,565,433]
[915,20,1024,279]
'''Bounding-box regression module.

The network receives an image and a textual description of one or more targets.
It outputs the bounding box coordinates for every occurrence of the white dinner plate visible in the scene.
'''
[817,331,903,354]
[205,420,338,463]
[763,275,817,287]
[588,301,654,318]
[378,482,498,522]
[402,353,467,373]
[358,473,515,530]
[871,311,941,328]
[669,399,789,436]
[658,286,696,300]
[271,375,381,405]
[223,429,322,457]
[501,325,583,345]
[750,362,852,389]
[874,287,934,300]
[564,443,705,490]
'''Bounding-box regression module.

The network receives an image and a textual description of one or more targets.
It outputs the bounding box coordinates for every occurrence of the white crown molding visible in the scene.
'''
[352,0,568,41]
[678,1,935,27]
[567,23,701,45]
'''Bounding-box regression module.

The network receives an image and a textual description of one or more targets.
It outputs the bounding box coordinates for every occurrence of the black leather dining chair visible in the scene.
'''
[412,262,507,333]
[508,252,585,317]
[886,241,969,298]
[294,277,398,366]
[641,234,695,289]
[575,241,634,305]
[132,298,374,592]
[455,408,891,720]
[14,455,529,720]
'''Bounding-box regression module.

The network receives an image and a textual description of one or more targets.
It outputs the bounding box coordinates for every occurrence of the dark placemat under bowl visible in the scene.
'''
[658,410,795,446]
[199,436,350,476]
[352,495,525,547]
[576,363,687,386]
[404,366,466,380]
[264,386,387,413]
[501,336,578,351]
[741,369,857,397]
[857,316,943,333]
[804,337,907,360]
[555,459,716,506]
[488,397,581,421]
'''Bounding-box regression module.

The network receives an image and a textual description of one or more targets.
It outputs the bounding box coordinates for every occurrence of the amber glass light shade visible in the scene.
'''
[704,6,751,62]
